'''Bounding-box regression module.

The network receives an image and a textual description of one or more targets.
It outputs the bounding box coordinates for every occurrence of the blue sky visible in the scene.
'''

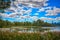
[0,0,60,23]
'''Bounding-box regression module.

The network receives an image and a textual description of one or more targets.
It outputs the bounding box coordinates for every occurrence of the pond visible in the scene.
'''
[0,27,60,32]
[43,27,60,32]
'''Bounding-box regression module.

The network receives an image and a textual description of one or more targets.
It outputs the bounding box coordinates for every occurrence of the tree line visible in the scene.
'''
[0,19,54,28]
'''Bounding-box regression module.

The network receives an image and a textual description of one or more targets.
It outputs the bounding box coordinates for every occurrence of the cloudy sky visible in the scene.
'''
[0,0,60,23]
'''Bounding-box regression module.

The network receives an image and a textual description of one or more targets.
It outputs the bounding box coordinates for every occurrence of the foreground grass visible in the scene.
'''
[0,31,60,40]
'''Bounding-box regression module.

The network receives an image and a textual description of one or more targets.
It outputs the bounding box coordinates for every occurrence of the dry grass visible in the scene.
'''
[0,31,60,40]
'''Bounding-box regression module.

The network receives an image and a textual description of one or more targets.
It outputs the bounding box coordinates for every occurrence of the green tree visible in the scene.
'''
[0,0,11,10]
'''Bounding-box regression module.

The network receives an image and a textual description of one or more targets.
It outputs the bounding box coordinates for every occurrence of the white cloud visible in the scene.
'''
[8,13,18,18]
[15,0,48,8]
[37,6,52,12]
[31,16,39,21]
[17,0,48,3]
[40,17,55,21]
[2,0,49,19]
[24,9,32,14]
[40,17,60,22]
[4,7,32,18]
[0,13,9,18]
[45,7,52,10]
[46,7,60,16]
[55,17,60,20]
[16,16,39,21]
[44,3,48,6]
[37,8,45,12]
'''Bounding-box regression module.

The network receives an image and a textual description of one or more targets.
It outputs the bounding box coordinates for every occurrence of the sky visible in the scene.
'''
[0,0,60,23]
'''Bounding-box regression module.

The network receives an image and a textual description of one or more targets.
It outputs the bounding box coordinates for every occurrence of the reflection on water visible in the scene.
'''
[0,27,60,32]
[42,27,60,32]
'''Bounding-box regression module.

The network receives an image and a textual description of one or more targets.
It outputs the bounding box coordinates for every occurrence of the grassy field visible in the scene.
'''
[0,31,60,40]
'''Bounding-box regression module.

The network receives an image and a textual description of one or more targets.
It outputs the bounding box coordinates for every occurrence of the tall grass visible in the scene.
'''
[0,31,60,40]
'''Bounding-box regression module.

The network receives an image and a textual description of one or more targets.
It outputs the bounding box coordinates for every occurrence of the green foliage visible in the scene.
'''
[0,19,53,28]
[0,31,60,40]
[0,19,13,28]
[0,0,11,9]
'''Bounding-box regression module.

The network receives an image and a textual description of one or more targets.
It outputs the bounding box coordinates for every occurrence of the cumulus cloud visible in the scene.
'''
[16,15,39,21]
[15,0,48,8]
[31,16,39,21]
[46,7,60,16]
[55,17,60,20]
[4,7,32,18]
[37,6,52,12]
[24,9,32,14]
[0,13,9,18]
[40,17,54,21]
[37,8,45,12]
[3,0,48,19]
[45,7,52,10]
[40,17,60,22]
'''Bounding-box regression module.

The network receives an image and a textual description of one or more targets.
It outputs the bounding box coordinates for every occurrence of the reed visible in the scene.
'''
[0,31,60,40]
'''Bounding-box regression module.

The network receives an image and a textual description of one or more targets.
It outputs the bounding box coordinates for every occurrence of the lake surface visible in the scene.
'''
[0,27,60,32]
[43,27,60,32]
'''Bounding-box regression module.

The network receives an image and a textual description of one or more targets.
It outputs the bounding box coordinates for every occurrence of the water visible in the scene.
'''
[49,27,60,32]
[0,27,60,32]
[11,27,60,32]
[42,27,60,32]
